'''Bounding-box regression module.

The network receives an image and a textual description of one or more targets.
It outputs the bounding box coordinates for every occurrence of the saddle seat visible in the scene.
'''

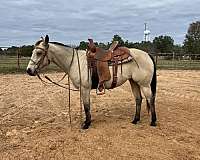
[94,41,131,62]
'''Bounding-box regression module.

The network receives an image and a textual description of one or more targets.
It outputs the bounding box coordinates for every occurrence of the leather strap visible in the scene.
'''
[110,58,118,89]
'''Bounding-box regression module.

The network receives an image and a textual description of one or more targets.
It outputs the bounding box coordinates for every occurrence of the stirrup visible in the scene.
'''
[96,84,105,95]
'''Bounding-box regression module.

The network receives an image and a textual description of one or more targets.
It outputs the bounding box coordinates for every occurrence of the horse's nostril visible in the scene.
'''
[27,68,31,74]
[27,68,35,76]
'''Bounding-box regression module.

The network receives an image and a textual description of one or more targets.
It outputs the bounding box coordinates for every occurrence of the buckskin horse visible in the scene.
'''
[26,35,157,129]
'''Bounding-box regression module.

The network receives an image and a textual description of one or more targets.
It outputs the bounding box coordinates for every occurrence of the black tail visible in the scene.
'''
[146,54,157,113]
[149,54,157,97]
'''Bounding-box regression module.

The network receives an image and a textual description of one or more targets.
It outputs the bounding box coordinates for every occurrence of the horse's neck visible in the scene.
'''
[50,45,88,88]
[50,45,74,72]
[68,50,89,88]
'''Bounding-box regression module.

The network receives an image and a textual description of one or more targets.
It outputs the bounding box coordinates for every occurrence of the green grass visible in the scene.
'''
[157,59,200,70]
[0,56,61,74]
[1,56,200,74]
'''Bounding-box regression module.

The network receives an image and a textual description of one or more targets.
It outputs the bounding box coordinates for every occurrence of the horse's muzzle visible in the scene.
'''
[26,68,36,76]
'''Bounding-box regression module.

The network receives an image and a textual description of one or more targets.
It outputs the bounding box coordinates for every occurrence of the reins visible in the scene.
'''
[35,46,83,129]
[75,48,83,128]
[44,74,79,91]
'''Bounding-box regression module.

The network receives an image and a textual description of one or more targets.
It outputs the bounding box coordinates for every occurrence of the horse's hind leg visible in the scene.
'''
[81,88,91,129]
[129,79,142,124]
[141,86,157,126]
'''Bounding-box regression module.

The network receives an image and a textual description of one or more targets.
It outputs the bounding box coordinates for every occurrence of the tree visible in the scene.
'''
[20,45,34,57]
[153,35,174,53]
[98,42,108,49]
[78,41,88,50]
[0,48,3,54]
[6,46,18,56]
[173,44,183,54]
[137,41,153,53]
[3,45,34,57]
[112,35,124,46]
[183,21,200,55]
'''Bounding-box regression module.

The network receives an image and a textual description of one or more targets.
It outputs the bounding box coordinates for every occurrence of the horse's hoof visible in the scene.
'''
[132,120,137,124]
[82,124,90,129]
[150,121,157,126]
[132,120,138,124]
[82,121,91,129]
[132,118,140,124]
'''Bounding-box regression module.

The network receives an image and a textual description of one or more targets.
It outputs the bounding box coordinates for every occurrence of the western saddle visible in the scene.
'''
[87,39,132,95]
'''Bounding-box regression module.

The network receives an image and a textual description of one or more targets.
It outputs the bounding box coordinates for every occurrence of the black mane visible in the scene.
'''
[35,40,72,48]
[35,40,43,46]
[50,42,71,48]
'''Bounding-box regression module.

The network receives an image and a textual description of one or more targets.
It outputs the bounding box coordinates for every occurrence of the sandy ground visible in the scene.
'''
[0,70,200,160]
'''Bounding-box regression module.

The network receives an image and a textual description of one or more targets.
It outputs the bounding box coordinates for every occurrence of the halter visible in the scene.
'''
[30,45,50,71]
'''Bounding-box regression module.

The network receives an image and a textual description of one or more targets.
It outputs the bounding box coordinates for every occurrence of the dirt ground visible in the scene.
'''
[0,70,200,160]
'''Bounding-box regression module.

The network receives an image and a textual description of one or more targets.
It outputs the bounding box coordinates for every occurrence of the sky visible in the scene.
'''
[0,0,199,47]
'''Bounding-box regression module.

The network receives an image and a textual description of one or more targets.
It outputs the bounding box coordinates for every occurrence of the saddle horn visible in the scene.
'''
[88,39,94,44]
[88,38,96,53]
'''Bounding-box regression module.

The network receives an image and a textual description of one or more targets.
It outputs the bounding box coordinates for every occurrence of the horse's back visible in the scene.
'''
[128,48,154,85]
[129,48,154,70]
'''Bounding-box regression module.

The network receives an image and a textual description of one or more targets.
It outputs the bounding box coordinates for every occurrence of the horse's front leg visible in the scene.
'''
[81,88,91,129]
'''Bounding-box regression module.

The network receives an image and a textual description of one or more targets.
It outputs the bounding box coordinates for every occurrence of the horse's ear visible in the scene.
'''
[40,36,44,41]
[44,35,49,45]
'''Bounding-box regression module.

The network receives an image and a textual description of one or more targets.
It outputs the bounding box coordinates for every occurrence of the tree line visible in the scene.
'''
[79,34,178,54]
[1,21,200,57]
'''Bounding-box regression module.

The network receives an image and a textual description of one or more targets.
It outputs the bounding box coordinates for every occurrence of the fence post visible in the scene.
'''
[155,53,158,66]
[17,48,21,69]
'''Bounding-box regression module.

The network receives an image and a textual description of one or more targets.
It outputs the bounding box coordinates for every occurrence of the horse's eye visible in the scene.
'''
[37,52,42,56]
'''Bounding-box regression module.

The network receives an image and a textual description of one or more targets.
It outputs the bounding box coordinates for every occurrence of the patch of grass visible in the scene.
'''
[1,56,200,74]
[157,59,200,70]
[0,56,61,74]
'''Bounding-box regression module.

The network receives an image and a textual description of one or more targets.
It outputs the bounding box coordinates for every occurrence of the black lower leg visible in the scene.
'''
[83,104,91,129]
[150,97,157,126]
[132,98,142,124]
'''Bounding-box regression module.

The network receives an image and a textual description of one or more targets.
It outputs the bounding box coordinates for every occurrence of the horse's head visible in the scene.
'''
[27,35,51,76]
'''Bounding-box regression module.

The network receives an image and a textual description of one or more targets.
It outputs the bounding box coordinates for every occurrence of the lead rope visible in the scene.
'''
[68,76,72,130]
[36,48,83,129]
[44,75,79,91]
[75,49,83,129]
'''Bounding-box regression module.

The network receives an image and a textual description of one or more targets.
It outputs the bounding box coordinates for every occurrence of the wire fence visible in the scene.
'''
[151,53,200,70]
[0,55,60,74]
[0,53,200,74]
